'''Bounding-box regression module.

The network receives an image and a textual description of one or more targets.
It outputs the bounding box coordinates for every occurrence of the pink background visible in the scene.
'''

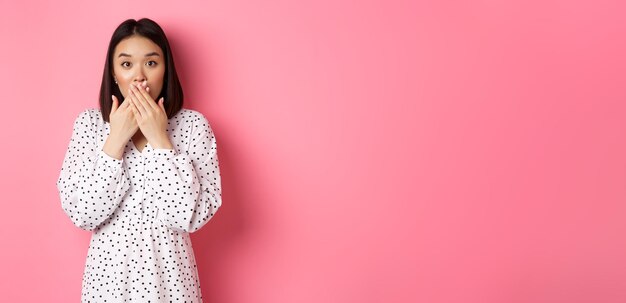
[1,0,626,302]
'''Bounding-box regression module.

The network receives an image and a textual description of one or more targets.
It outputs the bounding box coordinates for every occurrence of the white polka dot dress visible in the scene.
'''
[56,108,222,302]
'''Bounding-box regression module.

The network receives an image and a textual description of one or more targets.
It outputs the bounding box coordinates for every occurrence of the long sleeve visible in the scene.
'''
[146,114,223,233]
[56,109,132,231]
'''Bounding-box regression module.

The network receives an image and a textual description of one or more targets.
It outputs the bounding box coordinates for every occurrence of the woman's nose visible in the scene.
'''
[133,71,146,83]
[133,75,146,83]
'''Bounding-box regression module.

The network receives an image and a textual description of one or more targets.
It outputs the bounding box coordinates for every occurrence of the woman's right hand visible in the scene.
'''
[109,94,139,142]
[102,93,139,160]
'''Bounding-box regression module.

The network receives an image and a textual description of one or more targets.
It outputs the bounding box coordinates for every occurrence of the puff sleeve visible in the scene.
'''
[56,109,132,231]
[146,114,222,233]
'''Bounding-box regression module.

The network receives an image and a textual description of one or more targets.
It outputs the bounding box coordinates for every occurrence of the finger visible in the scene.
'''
[119,100,128,114]
[136,83,159,111]
[123,98,133,113]
[146,87,159,111]
[135,84,158,112]
[131,82,149,104]
[123,94,133,107]
[129,84,148,116]
[131,83,151,114]
[111,95,118,112]
[128,90,143,119]
[129,100,140,117]
[158,97,165,112]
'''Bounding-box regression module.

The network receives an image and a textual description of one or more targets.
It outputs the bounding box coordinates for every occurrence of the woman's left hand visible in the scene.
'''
[128,82,173,149]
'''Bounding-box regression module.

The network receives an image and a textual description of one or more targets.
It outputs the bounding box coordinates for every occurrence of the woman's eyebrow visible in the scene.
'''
[117,52,161,58]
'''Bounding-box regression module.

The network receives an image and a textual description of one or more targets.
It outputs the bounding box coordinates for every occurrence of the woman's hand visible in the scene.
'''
[109,93,140,145]
[128,81,173,149]
[102,93,140,159]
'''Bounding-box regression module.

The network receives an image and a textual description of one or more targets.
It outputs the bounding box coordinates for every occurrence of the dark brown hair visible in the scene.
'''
[99,18,184,122]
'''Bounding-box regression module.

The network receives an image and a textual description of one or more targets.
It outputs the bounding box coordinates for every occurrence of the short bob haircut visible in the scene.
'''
[99,18,184,122]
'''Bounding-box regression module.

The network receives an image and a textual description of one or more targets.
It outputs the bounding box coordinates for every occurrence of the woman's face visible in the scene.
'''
[112,35,165,101]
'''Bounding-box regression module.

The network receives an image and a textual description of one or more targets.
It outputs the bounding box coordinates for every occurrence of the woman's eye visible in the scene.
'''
[121,62,131,68]
[147,61,158,67]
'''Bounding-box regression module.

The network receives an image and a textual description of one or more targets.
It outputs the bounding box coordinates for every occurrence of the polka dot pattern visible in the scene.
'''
[56,108,222,302]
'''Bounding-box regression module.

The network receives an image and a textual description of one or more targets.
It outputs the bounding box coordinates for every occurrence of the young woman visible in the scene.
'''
[56,18,222,302]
